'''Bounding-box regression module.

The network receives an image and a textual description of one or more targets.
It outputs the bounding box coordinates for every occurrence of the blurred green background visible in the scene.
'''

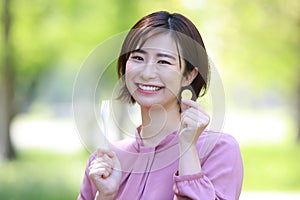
[0,0,299,199]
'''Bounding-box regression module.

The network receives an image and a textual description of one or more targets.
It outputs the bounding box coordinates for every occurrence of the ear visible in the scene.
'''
[181,67,198,87]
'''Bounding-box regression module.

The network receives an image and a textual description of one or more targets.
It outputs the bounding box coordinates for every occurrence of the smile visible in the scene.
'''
[138,84,162,91]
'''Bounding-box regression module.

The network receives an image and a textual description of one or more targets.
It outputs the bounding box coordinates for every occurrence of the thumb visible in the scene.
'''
[112,152,121,170]
[181,99,190,112]
[96,148,115,159]
[96,148,102,159]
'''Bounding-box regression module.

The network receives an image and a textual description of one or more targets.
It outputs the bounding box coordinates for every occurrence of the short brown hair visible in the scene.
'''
[117,11,210,103]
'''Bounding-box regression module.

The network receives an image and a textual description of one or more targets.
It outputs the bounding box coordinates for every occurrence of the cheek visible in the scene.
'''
[125,60,143,79]
[167,69,183,85]
[125,60,137,75]
[124,61,137,87]
[158,73,180,95]
[168,73,184,93]
[125,61,133,79]
[124,60,131,74]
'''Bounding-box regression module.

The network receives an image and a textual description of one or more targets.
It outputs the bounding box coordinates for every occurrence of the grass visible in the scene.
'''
[241,143,300,191]
[0,144,299,200]
[0,149,89,200]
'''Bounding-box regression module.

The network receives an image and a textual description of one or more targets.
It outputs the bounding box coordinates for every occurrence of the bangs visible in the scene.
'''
[125,27,179,58]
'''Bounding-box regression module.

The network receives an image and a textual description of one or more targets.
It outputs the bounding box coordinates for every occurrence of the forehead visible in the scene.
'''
[136,32,180,55]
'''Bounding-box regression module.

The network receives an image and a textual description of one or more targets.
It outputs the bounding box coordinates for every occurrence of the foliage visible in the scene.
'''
[2,0,298,109]
[209,0,299,97]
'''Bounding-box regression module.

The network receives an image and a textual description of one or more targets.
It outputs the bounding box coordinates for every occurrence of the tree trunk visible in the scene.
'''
[297,15,300,143]
[297,76,300,143]
[0,0,16,161]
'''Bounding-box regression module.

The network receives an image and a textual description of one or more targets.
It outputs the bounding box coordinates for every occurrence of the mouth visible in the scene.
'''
[137,84,163,91]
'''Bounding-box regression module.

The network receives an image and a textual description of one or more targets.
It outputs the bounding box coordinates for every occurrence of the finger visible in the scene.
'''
[181,114,209,130]
[102,154,115,168]
[94,150,121,172]
[191,108,210,125]
[181,108,199,120]
[111,152,122,172]
[90,158,114,171]
[99,165,113,177]
[96,148,115,159]
[89,167,113,179]
[90,160,113,170]
[181,115,196,129]
[181,100,190,112]
[101,170,110,178]
[94,154,112,163]
[181,104,209,122]
[89,167,112,179]
[181,99,205,112]
[182,110,210,125]
[89,160,113,174]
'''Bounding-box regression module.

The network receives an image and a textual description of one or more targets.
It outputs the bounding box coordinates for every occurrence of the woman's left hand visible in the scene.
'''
[179,99,210,146]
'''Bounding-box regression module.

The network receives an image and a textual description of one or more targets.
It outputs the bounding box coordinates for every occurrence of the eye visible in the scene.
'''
[133,56,143,61]
[158,60,171,65]
[130,55,144,62]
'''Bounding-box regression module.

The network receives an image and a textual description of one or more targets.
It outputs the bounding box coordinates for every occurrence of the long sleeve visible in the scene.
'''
[77,154,97,200]
[77,131,243,199]
[173,134,243,200]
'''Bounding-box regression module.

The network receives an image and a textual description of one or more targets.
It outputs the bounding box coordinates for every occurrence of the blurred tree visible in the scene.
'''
[0,0,15,160]
[1,0,58,160]
[203,0,300,142]
[0,0,143,160]
[298,80,300,142]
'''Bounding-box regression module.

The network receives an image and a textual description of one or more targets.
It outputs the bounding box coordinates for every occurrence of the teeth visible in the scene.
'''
[138,84,161,91]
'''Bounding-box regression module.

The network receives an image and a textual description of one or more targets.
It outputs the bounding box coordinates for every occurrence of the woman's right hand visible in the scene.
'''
[88,148,122,200]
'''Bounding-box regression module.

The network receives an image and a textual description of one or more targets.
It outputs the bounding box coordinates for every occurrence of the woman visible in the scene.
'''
[78,11,243,200]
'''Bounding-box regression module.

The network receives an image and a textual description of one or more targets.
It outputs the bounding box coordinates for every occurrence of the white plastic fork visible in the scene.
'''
[101,100,110,147]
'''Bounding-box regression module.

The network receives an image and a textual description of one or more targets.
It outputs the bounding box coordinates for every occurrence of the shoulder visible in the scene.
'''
[197,130,241,160]
[199,130,240,148]
[213,131,240,148]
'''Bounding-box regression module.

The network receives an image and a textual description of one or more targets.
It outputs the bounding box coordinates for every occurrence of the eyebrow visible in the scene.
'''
[132,49,177,61]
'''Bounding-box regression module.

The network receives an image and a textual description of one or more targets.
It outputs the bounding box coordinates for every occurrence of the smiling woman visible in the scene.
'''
[78,11,243,200]
[125,33,185,109]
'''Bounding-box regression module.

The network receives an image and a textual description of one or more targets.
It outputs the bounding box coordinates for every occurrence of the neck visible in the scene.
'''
[140,103,180,147]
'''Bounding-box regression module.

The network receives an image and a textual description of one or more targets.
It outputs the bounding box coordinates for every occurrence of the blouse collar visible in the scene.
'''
[134,126,179,152]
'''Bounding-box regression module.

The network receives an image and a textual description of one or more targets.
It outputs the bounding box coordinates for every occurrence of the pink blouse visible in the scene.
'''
[78,129,243,200]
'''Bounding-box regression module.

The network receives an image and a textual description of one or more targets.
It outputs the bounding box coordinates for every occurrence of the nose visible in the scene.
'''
[140,62,157,80]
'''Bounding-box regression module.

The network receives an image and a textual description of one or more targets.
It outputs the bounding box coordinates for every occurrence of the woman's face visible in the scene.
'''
[125,33,186,109]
